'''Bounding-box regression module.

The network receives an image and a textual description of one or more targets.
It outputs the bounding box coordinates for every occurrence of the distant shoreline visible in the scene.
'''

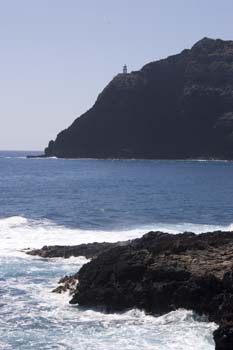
[26,154,233,161]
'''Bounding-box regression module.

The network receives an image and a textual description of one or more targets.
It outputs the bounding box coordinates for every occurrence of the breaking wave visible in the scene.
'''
[0,215,233,256]
[0,215,222,349]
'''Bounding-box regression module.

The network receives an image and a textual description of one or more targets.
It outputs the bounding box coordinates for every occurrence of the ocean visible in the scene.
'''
[1,151,233,349]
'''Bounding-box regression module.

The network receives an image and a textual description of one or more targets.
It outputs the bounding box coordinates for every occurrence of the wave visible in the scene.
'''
[0,216,233,257]
[2,156,230,162]
[29,156,58,159]
[0,216,219,349]
[2,156,58,160]
[1,156,26,159]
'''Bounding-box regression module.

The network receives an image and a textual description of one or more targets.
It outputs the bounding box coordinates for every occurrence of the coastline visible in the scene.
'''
[26,154,233,161]
[28,230,233,350]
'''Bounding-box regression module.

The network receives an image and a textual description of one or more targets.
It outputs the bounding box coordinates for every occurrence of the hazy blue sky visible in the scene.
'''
[1,0,232,150]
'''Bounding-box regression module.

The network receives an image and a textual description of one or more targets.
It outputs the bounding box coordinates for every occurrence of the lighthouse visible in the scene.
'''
[123,64,127,74]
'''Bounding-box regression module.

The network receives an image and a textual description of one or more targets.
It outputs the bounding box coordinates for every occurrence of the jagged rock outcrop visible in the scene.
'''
[27,230,233,348]
[69,231,233,350]
[52,275,79,294]
[26,241,128,259]
[44,37,233,159]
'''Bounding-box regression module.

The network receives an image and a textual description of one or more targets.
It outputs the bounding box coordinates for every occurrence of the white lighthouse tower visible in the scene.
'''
[123,64,127,74]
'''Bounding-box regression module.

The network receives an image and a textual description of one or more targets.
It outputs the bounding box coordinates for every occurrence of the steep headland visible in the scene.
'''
[29,230,233,349]
[44,37,233,159]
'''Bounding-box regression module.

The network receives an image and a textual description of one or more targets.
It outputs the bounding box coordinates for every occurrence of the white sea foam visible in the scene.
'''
[1,258,218,350]
[0,215,232,257]
[0,216,221,349]
[3,156,27,159]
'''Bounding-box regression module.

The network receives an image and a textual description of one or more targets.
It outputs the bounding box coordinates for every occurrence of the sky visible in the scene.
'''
[0,0,233,150]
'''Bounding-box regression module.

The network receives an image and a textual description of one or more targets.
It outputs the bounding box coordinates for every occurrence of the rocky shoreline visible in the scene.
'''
[27,230,233,350]
[26,241,127,259]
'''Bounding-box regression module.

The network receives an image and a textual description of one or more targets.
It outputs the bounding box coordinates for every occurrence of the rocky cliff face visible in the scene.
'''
[45,38,233,159]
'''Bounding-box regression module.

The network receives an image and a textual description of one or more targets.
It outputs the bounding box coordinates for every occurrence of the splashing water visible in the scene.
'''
[2,155,231,349]
[0,216,219,349]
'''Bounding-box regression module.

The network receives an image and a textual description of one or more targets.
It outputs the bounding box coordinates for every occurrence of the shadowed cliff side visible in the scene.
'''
[44,37,233,159]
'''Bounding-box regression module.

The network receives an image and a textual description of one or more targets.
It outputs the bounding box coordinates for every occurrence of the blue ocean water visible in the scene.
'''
[1,150,232,349]
[1,151,233,229]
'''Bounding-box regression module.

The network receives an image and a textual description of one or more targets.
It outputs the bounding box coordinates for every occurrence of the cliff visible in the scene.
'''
[44,37,233,159]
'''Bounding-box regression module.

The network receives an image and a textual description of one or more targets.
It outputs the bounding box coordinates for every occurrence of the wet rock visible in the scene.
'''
[70,230,233,349]
[214,323,233,350]
[26,241,129,259]
[52,275,78,294]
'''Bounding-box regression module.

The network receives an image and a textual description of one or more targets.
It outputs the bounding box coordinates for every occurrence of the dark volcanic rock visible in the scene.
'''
[26,241,129,259]
[44,37,233,159]
[52,275,79,294]
[70,231,233,349]
[214,323,233,350]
